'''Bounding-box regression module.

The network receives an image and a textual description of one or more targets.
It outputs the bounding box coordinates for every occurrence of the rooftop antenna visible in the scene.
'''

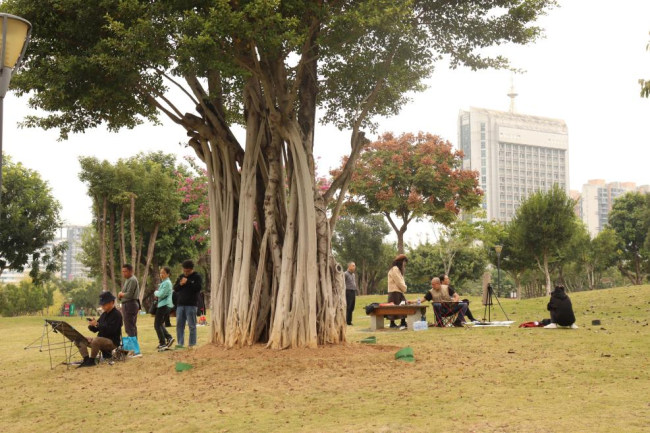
[507,75,518,113]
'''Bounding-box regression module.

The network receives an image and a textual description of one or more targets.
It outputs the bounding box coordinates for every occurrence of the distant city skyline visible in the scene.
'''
[3,0,650,246]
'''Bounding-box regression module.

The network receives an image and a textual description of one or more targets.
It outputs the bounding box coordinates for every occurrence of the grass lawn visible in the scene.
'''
[1,285,650,433]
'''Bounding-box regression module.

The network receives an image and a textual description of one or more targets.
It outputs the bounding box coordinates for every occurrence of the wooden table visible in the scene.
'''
[368,305,428,331]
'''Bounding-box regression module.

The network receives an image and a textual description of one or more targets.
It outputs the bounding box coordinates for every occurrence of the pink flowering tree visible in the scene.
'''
[332,132,483,254]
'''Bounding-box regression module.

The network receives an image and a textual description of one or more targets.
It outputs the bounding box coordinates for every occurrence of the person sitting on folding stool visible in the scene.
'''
[422,277,468,327]
[76,292,123,368]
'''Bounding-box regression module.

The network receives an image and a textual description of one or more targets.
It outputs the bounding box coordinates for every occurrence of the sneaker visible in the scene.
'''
[389,323,398,329]
[399,325,407,331]
[570,323,579,329]
[129,353,143,358]
[453,322,464,327]
[166,338,175,348]
[544,323,558,329]
[157,344,167,350]
[174,345,185,350]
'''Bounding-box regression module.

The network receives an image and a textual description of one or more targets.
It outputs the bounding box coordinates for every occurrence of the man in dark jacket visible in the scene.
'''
[545,285,578,329]
[76,291,123,368]
[173,260,203,348]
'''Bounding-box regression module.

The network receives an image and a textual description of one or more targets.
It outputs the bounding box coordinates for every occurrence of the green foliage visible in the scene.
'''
[78,151,203,286]
[407,241,487,291]
[0,281,53,317]
[607,192,650,284]
[509,185,579,270]
[332,215,390,266]
[332,215,392,294]
[0,156,62,276]
[29,242,68,288]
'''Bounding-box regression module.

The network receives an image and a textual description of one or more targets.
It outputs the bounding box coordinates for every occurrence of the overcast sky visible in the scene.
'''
[3,0,650,245]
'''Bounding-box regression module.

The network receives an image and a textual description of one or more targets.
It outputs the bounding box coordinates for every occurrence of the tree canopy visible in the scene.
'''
[0,156,62,277]
[332,214,393,295]
[509,184,580,295]
[337,132,482,253]
[607,192,649,285]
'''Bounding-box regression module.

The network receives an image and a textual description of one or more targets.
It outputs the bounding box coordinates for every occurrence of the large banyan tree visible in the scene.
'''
[4,0,556,348]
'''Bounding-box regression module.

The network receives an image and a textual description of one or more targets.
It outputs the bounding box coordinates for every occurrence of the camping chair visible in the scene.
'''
[431,302,465,327]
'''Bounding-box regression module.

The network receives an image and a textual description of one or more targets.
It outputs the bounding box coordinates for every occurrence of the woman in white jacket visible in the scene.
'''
[387,254,408,329]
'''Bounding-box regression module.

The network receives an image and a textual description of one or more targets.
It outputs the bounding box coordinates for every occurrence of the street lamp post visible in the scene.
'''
[494,245,503,298]
[0,13,32,213]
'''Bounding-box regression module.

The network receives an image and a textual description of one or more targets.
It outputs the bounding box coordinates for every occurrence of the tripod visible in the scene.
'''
[483,284,509,322]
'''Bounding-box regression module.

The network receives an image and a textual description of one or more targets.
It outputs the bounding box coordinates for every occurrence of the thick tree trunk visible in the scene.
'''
[138,222,160,304]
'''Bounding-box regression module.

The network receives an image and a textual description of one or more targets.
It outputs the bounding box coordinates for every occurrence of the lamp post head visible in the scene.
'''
[0,13,32,98]
[494,245,503,257]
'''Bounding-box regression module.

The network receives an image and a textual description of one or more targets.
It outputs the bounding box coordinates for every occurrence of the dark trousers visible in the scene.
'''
[346,290,356,325]
[154,306,173,345]
[75,337,116,359]
[461,299,477,322]
[122,301,139,337]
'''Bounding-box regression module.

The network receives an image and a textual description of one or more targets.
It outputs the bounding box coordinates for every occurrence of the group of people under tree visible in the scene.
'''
[74,260,204,368]
[386,254,479,328]
[346,252,577,329]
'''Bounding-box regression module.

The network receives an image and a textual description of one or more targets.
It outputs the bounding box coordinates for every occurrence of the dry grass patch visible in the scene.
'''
[1,286,650,432]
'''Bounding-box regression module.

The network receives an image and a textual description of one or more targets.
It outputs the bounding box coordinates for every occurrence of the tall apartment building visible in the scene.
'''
[458,98,569,222]
[61,226,90,280]
[576,180,650,237]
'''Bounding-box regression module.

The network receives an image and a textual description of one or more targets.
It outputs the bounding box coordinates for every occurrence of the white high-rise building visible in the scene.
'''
[458,92,569,222]
[576,180,649,238]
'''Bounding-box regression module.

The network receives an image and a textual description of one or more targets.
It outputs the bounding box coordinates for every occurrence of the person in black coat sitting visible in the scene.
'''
[545,285,578,329]
[76,291,123,368]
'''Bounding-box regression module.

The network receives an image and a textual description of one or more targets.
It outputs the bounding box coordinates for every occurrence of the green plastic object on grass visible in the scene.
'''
[395,347,415,363]
[175,362,193,372]
[360,336,377,344]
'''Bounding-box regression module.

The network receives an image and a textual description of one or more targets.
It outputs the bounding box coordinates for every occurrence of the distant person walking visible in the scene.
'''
[118,264,140,338]
[344,262,357,326]
[173,260,203,348]
[153,267,175,349]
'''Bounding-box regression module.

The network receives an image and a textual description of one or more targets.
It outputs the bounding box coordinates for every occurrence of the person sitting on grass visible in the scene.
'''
[420,277,467,327]
[544,285,578,329]
[439,273,480,323]
[75,292,123,368]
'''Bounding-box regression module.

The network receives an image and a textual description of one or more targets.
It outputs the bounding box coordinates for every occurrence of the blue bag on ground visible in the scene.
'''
[122,336,141,355]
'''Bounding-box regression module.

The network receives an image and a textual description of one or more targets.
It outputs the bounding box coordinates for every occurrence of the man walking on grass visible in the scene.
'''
[344,262,357,326]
